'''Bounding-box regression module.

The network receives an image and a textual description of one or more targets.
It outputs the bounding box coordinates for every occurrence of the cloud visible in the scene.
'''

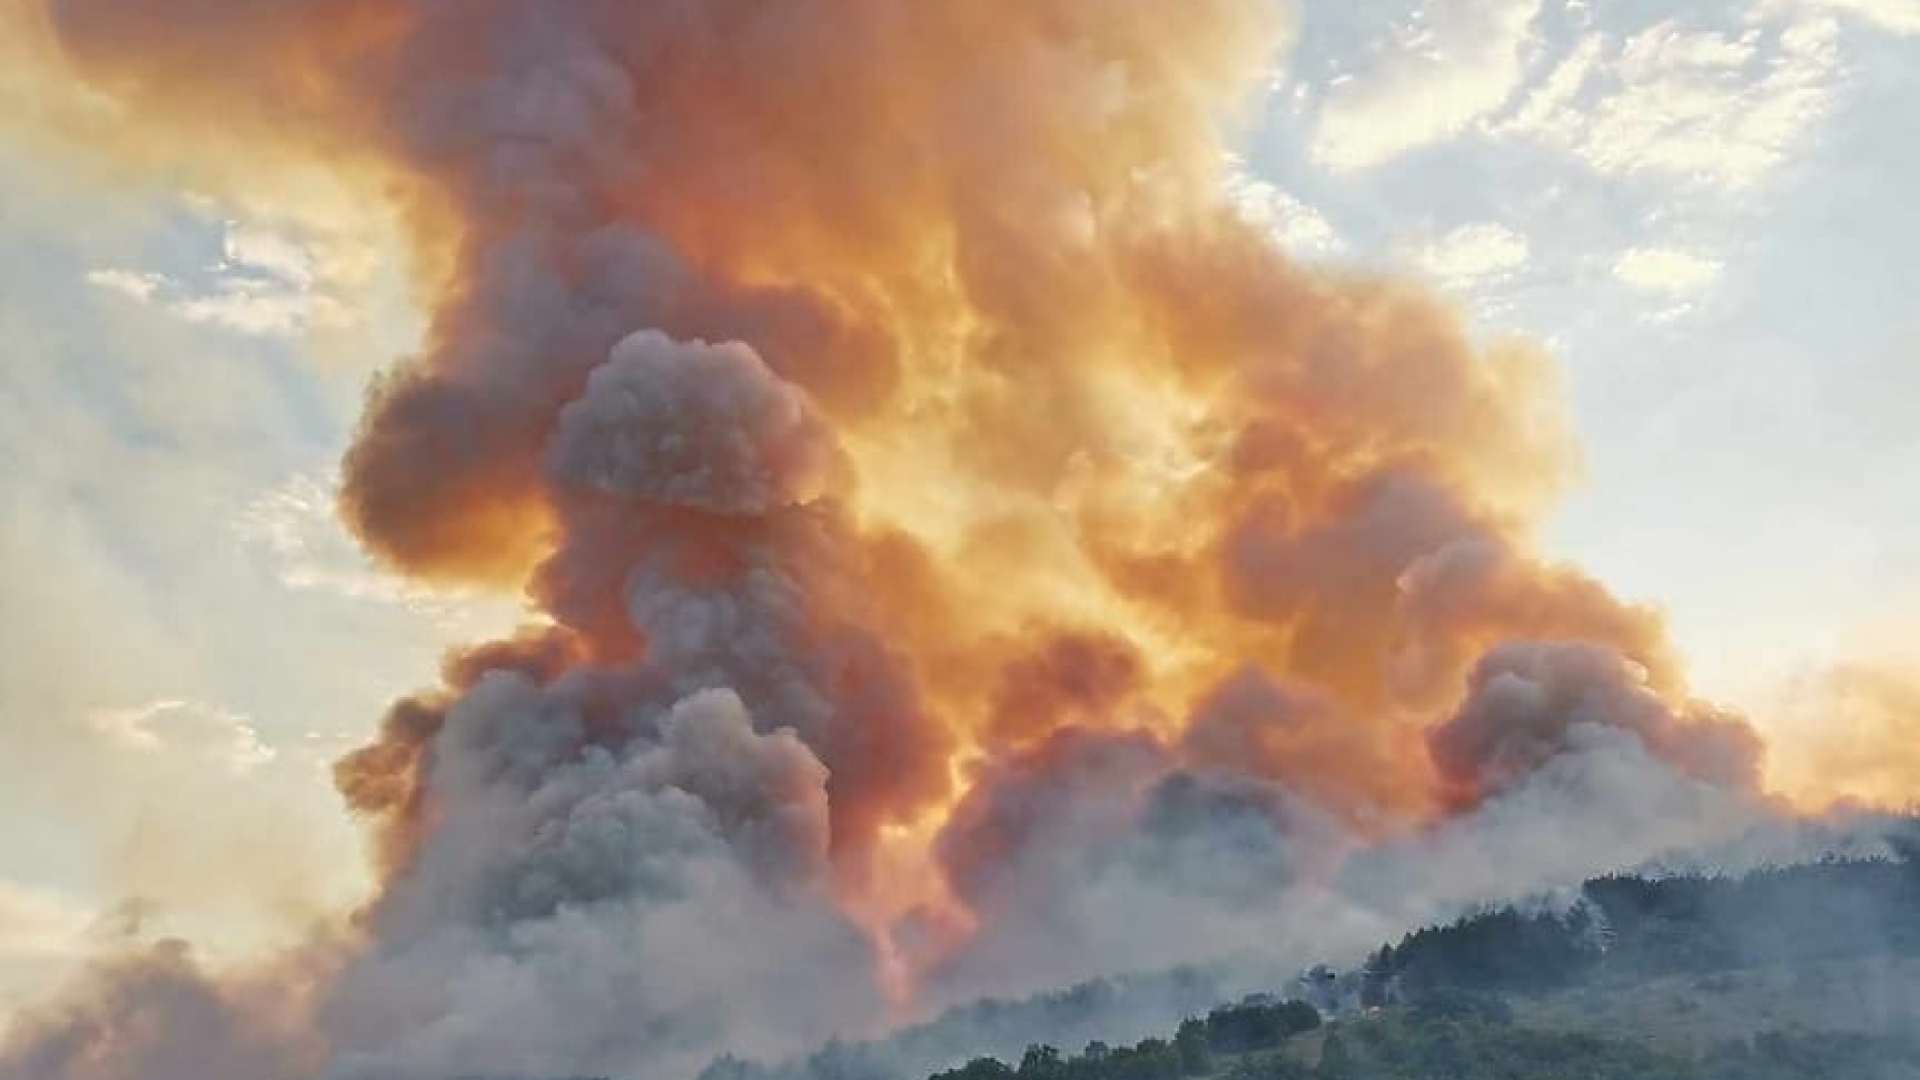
[1497,15,1845,191]
[1311,0,1544,171]
[170,284,336,336]
[221,220,316,289]
[87,699,277,777]
[0,138,500,1025]
[1787,0,1920,34]
[1611,246,1726,296]
[1413,221,1532,293]
[83,268,166,303]
[1221,155,1345,258]
[84,218,351,336]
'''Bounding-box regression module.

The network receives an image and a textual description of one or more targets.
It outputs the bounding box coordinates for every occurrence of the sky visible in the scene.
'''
[1233,0,1920,701]
[1,0,1916,1015]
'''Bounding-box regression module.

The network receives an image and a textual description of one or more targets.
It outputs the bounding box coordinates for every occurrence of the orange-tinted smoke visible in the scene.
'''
[1766,660,1920,812]
[30,0,1770,977]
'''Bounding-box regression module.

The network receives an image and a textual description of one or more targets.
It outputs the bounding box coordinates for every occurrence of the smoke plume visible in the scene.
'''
[2,1,1899,1078]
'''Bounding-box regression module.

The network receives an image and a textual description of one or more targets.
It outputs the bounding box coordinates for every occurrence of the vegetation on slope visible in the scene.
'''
[907,851,1920,1080]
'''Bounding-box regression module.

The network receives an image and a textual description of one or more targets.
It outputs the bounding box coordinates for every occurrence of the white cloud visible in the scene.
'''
[0,155,463,980]
[169,282,324,335]
[1414,221,1532,292]
[1501,33,1607,134]
[1498,16,1845,191]
[87,699,277,777]
[84,218,352,336]
[83,267,166,304]
[1786,0,1920,34]
[1221,155,1345,258]
[1311,0,1544,171]
[221,219,315,288]
[1612,246,1727,296]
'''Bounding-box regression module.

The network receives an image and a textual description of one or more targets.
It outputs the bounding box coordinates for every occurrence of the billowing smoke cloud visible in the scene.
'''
[329,677,887,1079]
[1429,642,1764,807]
[0,0,1878,1077]
[0,941,328,1080]
[550,332,846,517]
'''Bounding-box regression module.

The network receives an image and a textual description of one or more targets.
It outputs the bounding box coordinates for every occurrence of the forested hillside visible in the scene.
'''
[1374,853,1920,996]
[551,845,1920,1080]
[887,851,1920,1080]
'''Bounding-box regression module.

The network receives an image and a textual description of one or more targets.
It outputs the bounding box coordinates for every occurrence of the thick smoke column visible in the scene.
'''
[0,2,1824,1078]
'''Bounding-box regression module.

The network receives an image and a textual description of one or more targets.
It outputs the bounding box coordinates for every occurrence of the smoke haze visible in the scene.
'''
[0,2,1912,1078]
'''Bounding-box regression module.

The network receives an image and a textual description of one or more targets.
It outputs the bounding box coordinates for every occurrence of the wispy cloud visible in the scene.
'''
[84,218,352,336]
[1612,246,1726,296]
[1415,221,1533,294]
[83,267,166,303]
[1611,245,1729,323]
[1221,153,1345,258]
[1311,0,1544,171]
[220,220,316,289]
[87,699,277,777]
[1496,15,1846,192]
[1782,0,1920,34]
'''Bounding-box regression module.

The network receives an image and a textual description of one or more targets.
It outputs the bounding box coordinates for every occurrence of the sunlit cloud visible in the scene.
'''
[1783,0,1920,34]
[1414,221,1532,294]
[86,699,278,777]
[1311,0,1544,171]
[220,220,316,289]
[83,267,166,303]
[1221,153,1346,258]
[84,218,353,336]
[1612,246,1726,296]
[1497,15,1845,191]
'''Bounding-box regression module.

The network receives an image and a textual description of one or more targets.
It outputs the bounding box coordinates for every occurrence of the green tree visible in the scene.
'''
[1173,1018,1211,1077]
[1203,1000,1320,1053]
[931,1057,1014,1080]
[1360,945,1396,1008]
[1018,1045,1066,1080]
